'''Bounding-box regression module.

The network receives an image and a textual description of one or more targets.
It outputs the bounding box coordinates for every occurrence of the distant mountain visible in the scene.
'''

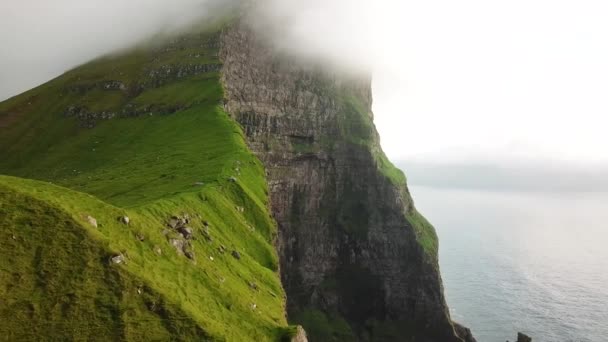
[398,161,608,192]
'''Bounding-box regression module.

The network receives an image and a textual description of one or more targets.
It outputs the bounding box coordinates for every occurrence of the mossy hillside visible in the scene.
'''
[405,210,439,260]
[337,95,406,186]
[0,176,287,341]
[0,33,229,207]
[0,185,210,341]
[0,26,294,340]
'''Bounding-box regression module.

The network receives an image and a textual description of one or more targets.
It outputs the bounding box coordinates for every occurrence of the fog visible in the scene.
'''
[0,0,236,99]
[2,0,608,172]
[399,161,608,192]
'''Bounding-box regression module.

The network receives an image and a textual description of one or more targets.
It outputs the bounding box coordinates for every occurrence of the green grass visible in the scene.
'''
[0,183,211,341]
[337,95,406,186]
[374,148,407,186]
[0,175,287,341]
[0,24,294,341]
[406,210,439,259]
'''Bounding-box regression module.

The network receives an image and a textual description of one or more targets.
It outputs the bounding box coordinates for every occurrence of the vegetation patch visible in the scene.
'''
[292,309,355,342]
[0,23,290,341]
[406,210,439,259]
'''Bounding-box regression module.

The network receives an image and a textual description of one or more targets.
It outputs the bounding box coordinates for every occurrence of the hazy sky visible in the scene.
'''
[1,0,607,166]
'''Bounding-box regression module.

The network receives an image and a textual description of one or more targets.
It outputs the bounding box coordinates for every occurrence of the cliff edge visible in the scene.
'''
[0,10,474,341]
[220,18,474,342]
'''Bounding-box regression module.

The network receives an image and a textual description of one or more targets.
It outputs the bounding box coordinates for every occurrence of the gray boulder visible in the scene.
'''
[178,227,194,239]
[110,254,125,264]
[86,215,98,228]
[119,216,130,225]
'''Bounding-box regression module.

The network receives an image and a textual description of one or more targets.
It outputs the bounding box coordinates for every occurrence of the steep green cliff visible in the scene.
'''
[0,13,473,342]
[220,19,473,342]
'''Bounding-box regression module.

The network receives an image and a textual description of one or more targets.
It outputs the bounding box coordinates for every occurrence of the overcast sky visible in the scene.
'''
[2,0,607,167]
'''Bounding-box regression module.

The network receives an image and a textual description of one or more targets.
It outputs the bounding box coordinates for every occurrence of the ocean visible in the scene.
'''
[409,186,608,342]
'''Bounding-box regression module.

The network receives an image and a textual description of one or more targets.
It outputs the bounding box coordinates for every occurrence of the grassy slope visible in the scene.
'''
[0,182,210,341]
[0,27,291,341]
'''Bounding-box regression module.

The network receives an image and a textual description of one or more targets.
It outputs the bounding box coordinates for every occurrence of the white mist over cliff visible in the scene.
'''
[254,0,608,165]
[2,0,608,167]
[0,0,235,99]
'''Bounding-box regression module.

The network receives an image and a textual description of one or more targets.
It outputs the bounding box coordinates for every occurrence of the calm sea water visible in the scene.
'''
[410,186,608,342]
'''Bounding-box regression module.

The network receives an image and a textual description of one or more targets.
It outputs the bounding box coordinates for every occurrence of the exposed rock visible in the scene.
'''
[168,217,179,229]
[65,80,126,94]
[119,216,130,225]
[110,254,125,264]
[220,19,471,341]
[169,239,185,255]
[141,63,221,88]
[228,176,238,182]
[86,215,98,228]
[454,322,477,342]
[178,226,194,240]
[135,233,145,242]
[64,102,191,128]
[64,106,117,128]
[231,250,241,260]
[184,250,195,260]
[101,80,127,91]
[517,332,532,342]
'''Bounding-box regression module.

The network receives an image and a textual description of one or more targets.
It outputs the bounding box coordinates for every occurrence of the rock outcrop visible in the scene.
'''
[220,18,474,341]
[517,332,532,342]
[291,325,309,342]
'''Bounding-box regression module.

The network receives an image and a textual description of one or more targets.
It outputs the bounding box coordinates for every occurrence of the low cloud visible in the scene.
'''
[0,0,237,100]
[3,0,608,167]
[0,0,403,100]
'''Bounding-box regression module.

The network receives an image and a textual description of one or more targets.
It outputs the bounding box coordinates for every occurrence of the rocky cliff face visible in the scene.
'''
[220,19,474,342]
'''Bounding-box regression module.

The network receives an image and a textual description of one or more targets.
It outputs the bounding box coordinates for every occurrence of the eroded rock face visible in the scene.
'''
[220,19,473,341]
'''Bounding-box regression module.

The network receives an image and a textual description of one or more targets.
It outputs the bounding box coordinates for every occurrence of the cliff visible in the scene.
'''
[0,11,473,342]
[220,18,474,341]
